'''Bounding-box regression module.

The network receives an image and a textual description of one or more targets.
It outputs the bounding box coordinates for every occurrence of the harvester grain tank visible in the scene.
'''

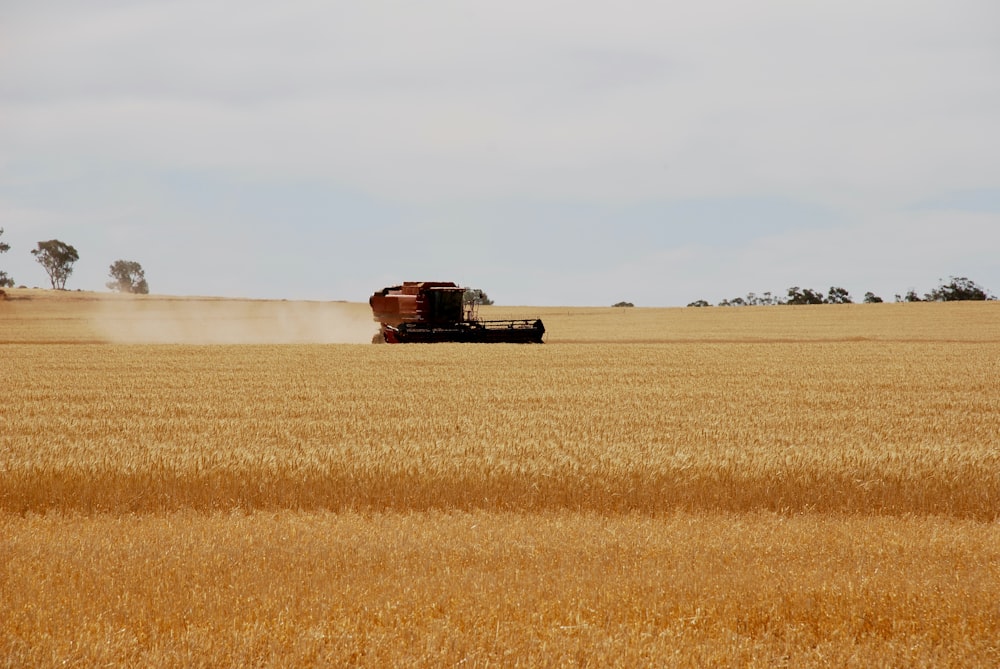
[370,281,545,343]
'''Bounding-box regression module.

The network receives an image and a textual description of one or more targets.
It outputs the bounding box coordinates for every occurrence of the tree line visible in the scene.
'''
[0,230,148,295]
[688,277,996,307]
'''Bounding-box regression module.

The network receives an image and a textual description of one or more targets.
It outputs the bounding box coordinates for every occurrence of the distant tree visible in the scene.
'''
[863,291,884,304]
[612,301,634,308]
[0,228,12,288]
[785,286,826,305]
[826,286,853,304]
[924,276,995,301]
[714,291,784,307]
[106,260,149,294]
[463,288,494,306]
[31,239,79,290]
[750,291,781,306]
[690,279,998,308]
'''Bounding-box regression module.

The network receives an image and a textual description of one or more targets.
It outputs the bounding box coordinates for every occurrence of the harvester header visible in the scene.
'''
[370,281,544,343]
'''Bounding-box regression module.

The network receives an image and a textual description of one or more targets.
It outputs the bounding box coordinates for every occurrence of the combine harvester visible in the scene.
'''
[370,281,545,344]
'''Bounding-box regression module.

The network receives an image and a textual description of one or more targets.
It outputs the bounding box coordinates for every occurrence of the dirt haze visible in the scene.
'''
[0,289,378,344]
[91,297,377,344]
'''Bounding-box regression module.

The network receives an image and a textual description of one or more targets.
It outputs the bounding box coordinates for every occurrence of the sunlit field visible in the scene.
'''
[2,289,999,667]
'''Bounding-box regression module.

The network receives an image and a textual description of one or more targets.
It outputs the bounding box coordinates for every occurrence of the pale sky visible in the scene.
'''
[1,0,998,306]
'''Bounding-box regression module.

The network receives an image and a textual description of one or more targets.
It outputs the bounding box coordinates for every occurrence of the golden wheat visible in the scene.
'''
[2,510,998,667]
[2,341,997,517]
[2,291,999,667]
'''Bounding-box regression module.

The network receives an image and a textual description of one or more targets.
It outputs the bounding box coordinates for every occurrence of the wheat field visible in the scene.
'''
[2,289,998,667]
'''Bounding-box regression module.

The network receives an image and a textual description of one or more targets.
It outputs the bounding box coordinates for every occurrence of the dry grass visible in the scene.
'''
[2,290,999,667]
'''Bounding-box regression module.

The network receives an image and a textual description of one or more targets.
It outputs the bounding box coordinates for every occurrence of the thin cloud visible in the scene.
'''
[0,0,997,303]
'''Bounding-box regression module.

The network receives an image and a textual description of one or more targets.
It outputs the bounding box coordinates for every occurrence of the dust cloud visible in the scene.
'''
[89,298,378,344]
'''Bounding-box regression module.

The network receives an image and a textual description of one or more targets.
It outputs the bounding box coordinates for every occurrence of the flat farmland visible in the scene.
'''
[2,290,999,667]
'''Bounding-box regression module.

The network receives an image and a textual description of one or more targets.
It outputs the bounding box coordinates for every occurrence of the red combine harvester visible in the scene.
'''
[370,281,545,344]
